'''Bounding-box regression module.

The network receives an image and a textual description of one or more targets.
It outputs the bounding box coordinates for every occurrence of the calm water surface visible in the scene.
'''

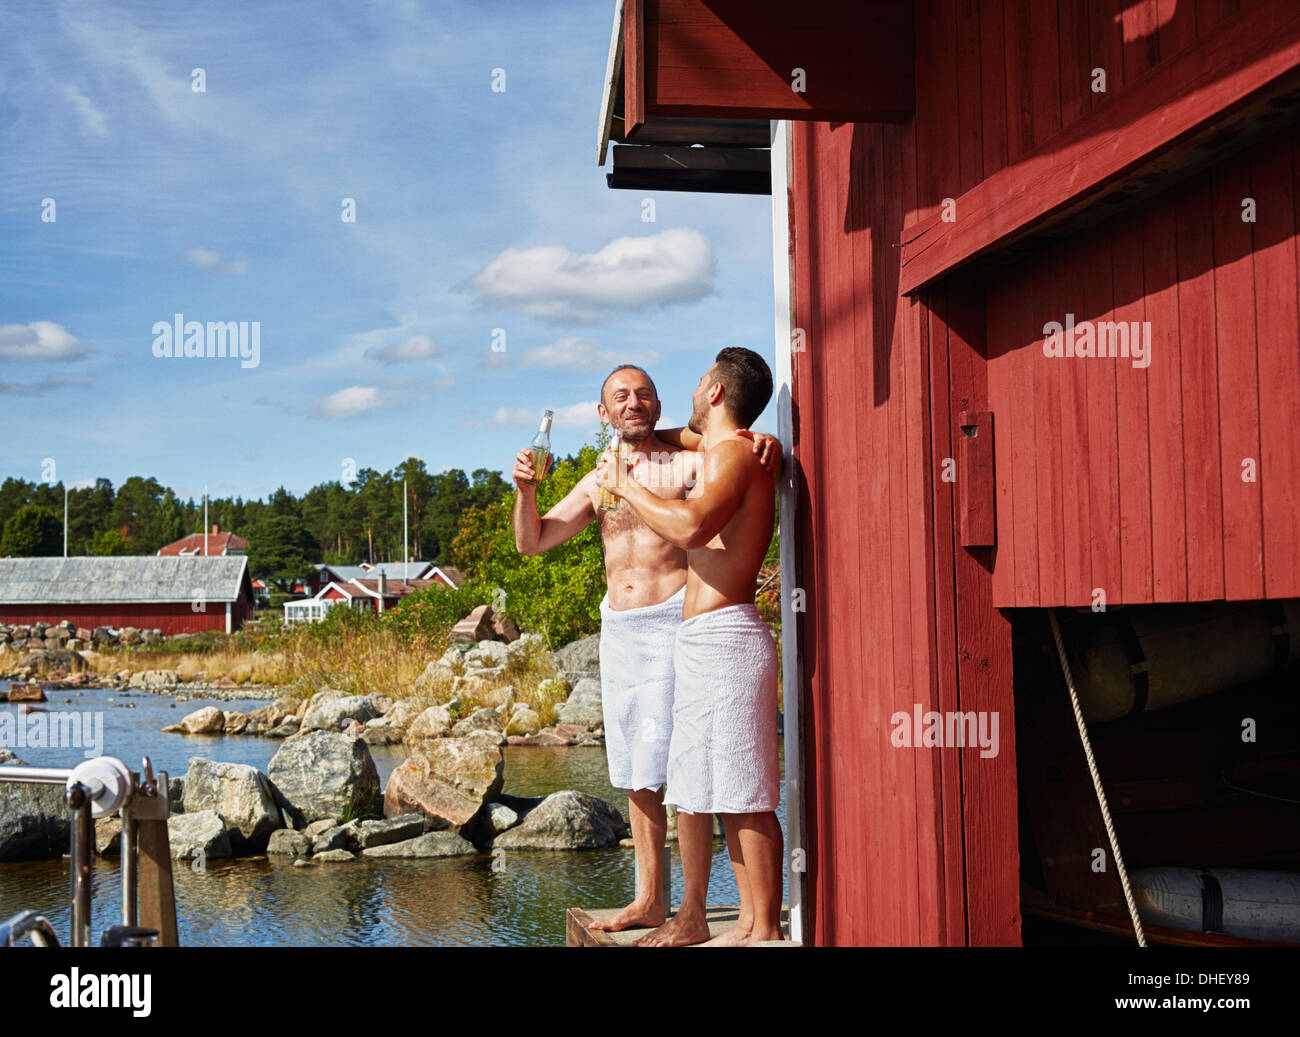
[0,682,787,946]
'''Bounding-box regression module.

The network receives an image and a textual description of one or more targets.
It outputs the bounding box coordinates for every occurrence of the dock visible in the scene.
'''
[566,905,797,947]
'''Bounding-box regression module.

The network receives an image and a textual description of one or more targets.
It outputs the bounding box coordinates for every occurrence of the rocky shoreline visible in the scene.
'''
[0,630,660,864]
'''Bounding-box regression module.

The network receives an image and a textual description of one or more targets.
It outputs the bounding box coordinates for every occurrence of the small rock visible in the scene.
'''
[360,832,477,858]
[405,705,453,744]
[180,706,225,735]
[353,814,425,849]
[267,829,312,856]
[485,802,518,834]
[451,706,504,738]
[313,848,356,862]
[505,706,541,737]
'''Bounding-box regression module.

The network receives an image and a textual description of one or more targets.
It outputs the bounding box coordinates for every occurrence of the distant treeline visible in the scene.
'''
[0,455,536,577]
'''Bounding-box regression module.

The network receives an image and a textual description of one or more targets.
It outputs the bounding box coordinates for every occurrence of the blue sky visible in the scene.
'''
[0,0,775,502]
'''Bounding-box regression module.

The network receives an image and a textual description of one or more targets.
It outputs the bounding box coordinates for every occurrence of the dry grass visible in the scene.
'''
[93,624,570,728]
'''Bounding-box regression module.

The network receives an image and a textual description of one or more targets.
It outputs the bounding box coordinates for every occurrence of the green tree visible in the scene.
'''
[247,514,323,591]
[451,444,605,645]
[1,504,62,556]
[88,528,134,556]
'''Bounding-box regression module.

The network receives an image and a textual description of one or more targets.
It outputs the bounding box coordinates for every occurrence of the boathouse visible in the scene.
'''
[595,0,1300,945]
[0,556,256,635]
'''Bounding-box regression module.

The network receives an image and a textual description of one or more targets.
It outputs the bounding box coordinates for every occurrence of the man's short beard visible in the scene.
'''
[619,423,653,444]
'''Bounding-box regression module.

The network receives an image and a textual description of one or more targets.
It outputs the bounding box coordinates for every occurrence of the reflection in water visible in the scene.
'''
[0,683,786,946]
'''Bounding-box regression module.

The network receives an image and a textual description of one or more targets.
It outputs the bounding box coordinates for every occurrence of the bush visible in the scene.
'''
[384,583,497,643]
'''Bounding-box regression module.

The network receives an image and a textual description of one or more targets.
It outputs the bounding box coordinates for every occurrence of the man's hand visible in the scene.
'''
[736,430,782,478]
[513,448,551,490]
[593,446,632,496]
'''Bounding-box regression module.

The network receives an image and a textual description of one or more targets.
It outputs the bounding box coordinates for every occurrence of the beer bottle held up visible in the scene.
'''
[598,429,622,511]
[527,409,553,483]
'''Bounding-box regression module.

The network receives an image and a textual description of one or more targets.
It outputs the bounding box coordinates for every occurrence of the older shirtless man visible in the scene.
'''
[595,347,781,946]
[512,363,778,932]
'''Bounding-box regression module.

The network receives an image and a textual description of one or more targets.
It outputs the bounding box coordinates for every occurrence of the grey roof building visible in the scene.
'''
[0,556,256,634]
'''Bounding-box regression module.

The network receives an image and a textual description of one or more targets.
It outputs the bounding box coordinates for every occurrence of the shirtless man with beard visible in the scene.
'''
[512,363,778,933]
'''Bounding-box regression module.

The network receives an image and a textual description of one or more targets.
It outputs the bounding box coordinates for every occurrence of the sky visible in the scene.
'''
[0,0,776,503]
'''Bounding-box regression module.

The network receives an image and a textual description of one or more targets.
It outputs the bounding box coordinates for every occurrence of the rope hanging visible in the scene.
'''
[1047,608,1148,948]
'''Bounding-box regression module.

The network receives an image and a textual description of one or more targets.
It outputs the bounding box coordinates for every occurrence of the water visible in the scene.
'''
[0,682,787,946]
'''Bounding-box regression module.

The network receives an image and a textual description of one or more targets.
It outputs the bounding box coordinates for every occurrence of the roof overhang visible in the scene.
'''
[597,0,914,194]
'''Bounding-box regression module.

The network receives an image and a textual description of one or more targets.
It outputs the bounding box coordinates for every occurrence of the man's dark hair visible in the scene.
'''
[601,364,659,407]
[711,347,772,427]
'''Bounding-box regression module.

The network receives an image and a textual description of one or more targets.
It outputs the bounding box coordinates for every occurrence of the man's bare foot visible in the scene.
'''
[699,920,751,946]
[634,909,711,946]
[589,901,666,932]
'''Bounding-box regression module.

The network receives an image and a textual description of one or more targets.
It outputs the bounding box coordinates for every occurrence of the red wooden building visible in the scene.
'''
[0,556,256,635]
[596,0,1300,946]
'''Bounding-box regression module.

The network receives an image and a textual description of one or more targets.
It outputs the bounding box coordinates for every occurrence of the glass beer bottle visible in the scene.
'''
[527,409,553,484]
[598,429,622,511]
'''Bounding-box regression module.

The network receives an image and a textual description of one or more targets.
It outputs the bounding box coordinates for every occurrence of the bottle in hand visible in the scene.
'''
[526,409,553,484]
[598,429,621,511]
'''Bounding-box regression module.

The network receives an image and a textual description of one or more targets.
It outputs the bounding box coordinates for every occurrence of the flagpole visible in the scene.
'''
[204,485,208,556]
[403,478,408,581]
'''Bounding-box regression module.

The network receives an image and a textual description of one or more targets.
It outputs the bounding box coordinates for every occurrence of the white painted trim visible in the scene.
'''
[224,600,231,635]
[771,118,806,945]
[597,0,625,166]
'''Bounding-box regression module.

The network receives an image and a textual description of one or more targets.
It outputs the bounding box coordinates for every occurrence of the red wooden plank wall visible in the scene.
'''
[0,602,240,635]
[789,116,1017,945]
[984,134,1300,607]
[792,119,940,946]
[784,0,1295,946]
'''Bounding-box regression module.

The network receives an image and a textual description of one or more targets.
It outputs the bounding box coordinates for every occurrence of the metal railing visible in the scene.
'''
[0,910,59,947]
[0,755,171,947]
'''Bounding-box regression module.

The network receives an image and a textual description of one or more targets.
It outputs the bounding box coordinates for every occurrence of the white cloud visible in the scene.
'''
[521,336,662,371]
[309,385,386,420]
[180,248,247,275]
[466,228,715,323]
[491,401,601,430]
[0,321,91,362]
[367,334,441,364]
[62,82,109,137]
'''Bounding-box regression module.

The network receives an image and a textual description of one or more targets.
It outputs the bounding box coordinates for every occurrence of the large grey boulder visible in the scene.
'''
[181,759,282,853]
[0,782,69,860]
[556,678,603,729]
[383,737,504,833]
[267,730,381,825]
[300,695,381,733]
[168,811,232,860]
[492,791,627,850]
[553,634,600,681]
[360,832,478,859]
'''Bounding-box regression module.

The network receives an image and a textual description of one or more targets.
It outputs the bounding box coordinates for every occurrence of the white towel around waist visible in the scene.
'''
[664,602,779,814]
[598,585,685,791]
